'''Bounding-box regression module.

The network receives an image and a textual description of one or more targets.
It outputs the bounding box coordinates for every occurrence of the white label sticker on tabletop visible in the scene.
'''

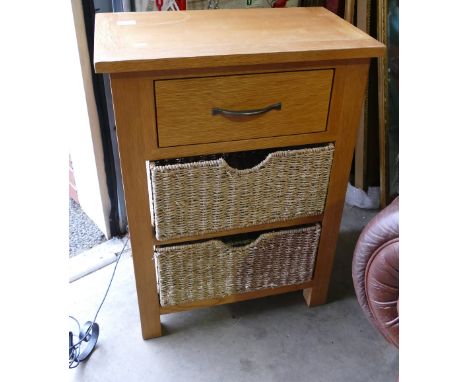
[116,20,137,26]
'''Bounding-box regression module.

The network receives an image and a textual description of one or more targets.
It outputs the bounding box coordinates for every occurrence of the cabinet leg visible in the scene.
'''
[139,310,162,339]
[303,287,328,307]
[132,258,162,339]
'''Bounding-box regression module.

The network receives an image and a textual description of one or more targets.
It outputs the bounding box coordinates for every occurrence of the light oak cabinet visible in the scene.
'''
[94,7,384,339]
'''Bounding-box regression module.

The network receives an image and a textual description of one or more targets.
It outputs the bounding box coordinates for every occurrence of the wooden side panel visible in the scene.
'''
[110,75,161,339]
[303,60,370,306]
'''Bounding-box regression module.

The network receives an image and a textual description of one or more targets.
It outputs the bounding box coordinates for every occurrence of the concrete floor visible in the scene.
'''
[69,204,398,382]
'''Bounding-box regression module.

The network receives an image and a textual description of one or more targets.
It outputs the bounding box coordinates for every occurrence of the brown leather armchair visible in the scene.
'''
[352,197,399,347]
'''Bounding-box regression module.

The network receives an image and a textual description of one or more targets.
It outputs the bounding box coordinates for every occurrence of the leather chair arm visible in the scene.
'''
[352,197,399,347]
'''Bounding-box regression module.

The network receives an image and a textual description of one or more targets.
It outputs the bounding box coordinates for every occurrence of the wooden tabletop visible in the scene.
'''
[94,7,385,74]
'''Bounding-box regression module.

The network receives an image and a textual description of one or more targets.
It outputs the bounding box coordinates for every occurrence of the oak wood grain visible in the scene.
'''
[160,281,315,314]
[144,131,337,160]
[95,7,384,338]
[110,75,162,339]
[303,60,371,307]
[140,60,349,158]
[155,69,333,147]
[154,214,324,246]
[111,58,371,81]
[94,7,385,74]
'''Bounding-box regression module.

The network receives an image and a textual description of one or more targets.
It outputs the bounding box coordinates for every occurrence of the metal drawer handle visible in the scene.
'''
[212,102,282,117]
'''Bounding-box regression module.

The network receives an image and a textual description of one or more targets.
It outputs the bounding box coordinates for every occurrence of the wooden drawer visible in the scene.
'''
[154,69,334,148]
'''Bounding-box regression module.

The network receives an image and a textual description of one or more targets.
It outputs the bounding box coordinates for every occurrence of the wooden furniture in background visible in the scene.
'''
[377,0,388,207]
[344,0,355,23]
[95,7,384,339]
[377,0,399,206]
[348,0,399,205]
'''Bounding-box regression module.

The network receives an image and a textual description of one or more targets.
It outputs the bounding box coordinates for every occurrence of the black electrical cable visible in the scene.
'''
[69,234,130,369]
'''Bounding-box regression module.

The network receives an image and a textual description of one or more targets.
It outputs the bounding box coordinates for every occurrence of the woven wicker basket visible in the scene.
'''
[155,224,321,307]
[149,144,334,240]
